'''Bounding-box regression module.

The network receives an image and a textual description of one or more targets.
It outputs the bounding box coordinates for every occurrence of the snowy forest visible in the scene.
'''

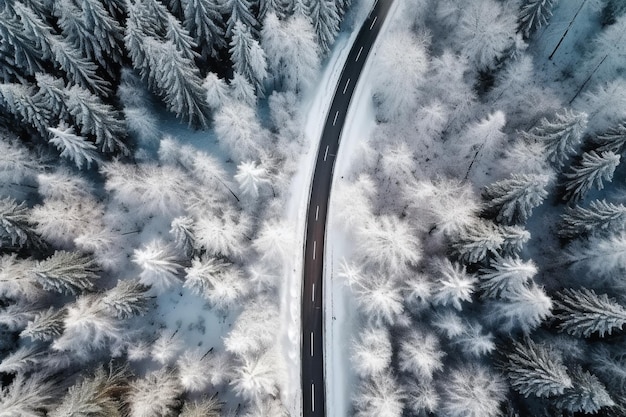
[0,0,626,416]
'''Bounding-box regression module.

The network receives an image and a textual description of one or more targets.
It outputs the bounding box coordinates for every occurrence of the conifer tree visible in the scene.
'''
[0,254,40,301]
[258,0,292,20]
[132,240,184,293]
[48,123,101,169]
[179,396,222,417]
[440,364,505,417]
[229,71,256,106]
[432,259,476,311]
[170,216,196,257]
[0,82,52,134]
[127,369,182,417]
[235,160,271,198]
[203,72,229,110]
[595,121,626,153]
[310,0,340,54]
[484,174,551,224]
[479,256,537,298]
[452,220,505,264]
[33,251,100,295]
[521,109,588,169]
[555,288,626,338]
[563,151,620,202]
[560,199,626,238]
[21,307,66,342]
[493,284,552,333]
[556,367,615,414]
[504,338,573,397]
[182,0,226,60]
[223,0,258,37]
[102,279,152,319]
[500,225,531,256]
[0,197,41,249]
[229,21,268,94]
[0,9,46,76]
[49,365,129,417]
[565,232,626,278]
[518,0,558,39]
[0,372,56,417]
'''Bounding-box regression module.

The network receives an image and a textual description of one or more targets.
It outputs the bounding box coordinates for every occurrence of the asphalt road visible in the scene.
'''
[301,0,394,415]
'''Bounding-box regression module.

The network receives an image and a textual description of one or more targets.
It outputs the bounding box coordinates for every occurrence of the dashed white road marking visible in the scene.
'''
[324,145,329,161]
[370,15,377,30]
[315,205,319,221]
[332,110,339,126]
[313,240,316,260]
[312,383,315,411]
[311,332,314,356]
[355,46,364,62]
[343,78,351,94]
[312,283,315,302]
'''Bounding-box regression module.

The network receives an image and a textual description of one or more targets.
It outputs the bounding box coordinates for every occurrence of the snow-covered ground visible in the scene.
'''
[276,0,399,415]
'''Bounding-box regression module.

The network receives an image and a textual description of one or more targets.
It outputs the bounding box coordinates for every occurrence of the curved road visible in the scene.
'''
[301,0,394,415]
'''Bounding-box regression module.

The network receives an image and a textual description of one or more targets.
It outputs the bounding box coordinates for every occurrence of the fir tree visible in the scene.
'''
[170,216,196,257]
[350,326,392,378]
[0,9,46,76]
[479,256,537,298]
[20,307,66,342]
[0,254,40,301]
[452,220,505,264]
[560,199,626,239]
[203,72,229,110]
[594,121,626,153]
[500,225,531,256]
[504,338,573,397]
[179,396,222,417]
[164,13,198,62]
[555,288,626,338]
[0,82,52,134]
[0,345,41,375]
[431,258,477,311]
[521,109,588,169]
[182,0,226,60]
[33,251,100,295]
[352,371,405,417]
[556,367,615,414]
[492,284,552,334]
[0,372,56,417]
[310,0,340,54]
[229,71,256,106]
[229,21,268,94]
[48,123,101,169]
[132,240,184,293]
[483,173,551,224]
[440,364,506,417]
[235,160,271,198]
[0,197,41,249]
[223,0,258,37]
[102,279,152,319]
[49,365,129,417]
[127,369,182,417]
[563,151,620,202]
[518,0,558,39]
[565,232,626,279]
[398,329,445,381]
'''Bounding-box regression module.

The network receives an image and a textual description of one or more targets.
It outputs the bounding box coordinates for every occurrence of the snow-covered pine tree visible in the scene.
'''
[33,251,100,295]
[0,254,40,301]
[20,307,66,342]
[55,0,124,74]
[601,0,626,25]
[182,0,226,60]
[563,150,620,202]
[0,197,41,249]
[184,255,228,295]
[0,372,56,417]
[65,84,128,154]
[102,279,151,319]
[354,276,405,326]
[229,71,256,106]
[229,21,268,94]
[49,365,129,417]
[224,300,278,356]
[235,160,271,198]
[560,199,626,239]
[555,288,626,338]
[478,256,537,298]
[500,224,531,256]
[203,72,229,110]
[164,13,199,61]
[350,326,392,378]
[179,396,222,417]
[520,109,588,169]
[0,345,41,375]
[310,0,340,54]
[483,173,551,224]
[0,82,52,135]
[565,232,626,279]
[451,220,505,264]
[258,0,292,20]
[431,258,476,311]
[0,8,46,77]
[504,338,573,397]
[141,38,211,128]
[594,121,626,153]
[398,329,445,381]
[214,100,265,162]
[555,367,615,414]
[223,0,258,37]
[352,371,405,417]
[48,123,101,169]
[518,0,558,39]
[132,240,184,293]
[453,322,496,357]
[194,209,251,260]
[127,369,182,417]
[231,348,280,402]
[492,283,553,333]
[170,216,196,257]
[440,364,506,417]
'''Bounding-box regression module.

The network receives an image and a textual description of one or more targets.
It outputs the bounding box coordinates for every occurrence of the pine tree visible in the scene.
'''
[0,254,40,301]
[484,174,551,224]
[184,255,230,297]
[33,251,100,295]
[194,209,251,259]
[350,326,392,378]
[258,0,292,20]
[440,364,506,417]
[132,240,184,293]
[229,71,256,106]
[353,371,405,417]
[235,160,271,198]
[0,197,41,249]
[182,0,226,60]
[453,322,496,357]
[504,338,573,397]
[492,284,553,334]
[595,121,626,153]
[231,348,280,402]
[431,258,477,311]
[311,0,340,54]
[0,9,46,76]
[500,225,531,256]
[556,367,615,414]
[398,329,445,381]
[452,220,505,264]
[0,372,56,417]
[0,345,41,375]
[49,365,129,417]
[170,216,196,256]
[203,72,229,110]
[480,256,537,299]
[521,109,588,169]
[229,21,268,94]
[560,199,626,239]
[563,151,620,202]
[555,288,626,338]
[223,0,258,37]
[565,232,626,278]
[127,369,182,417]
[20,307,66,342]
[214,101,265,162]
[48,123,101,169]
[102,279,151,319]
[518,0,558,39]
[179,396,222,417]
[0,82,52,134]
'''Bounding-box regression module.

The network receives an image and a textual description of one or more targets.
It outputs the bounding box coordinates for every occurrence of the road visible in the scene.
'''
[301,0,394,415]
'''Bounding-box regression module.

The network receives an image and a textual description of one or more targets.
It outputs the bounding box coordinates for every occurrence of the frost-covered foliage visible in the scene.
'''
[127,369,182,417]
[133,240,183,293]
[440,365,506,417]
[555,288,626,338]
[351,326,392,378]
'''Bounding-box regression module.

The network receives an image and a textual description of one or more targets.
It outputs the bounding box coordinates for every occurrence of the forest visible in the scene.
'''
[0,0,626,416]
